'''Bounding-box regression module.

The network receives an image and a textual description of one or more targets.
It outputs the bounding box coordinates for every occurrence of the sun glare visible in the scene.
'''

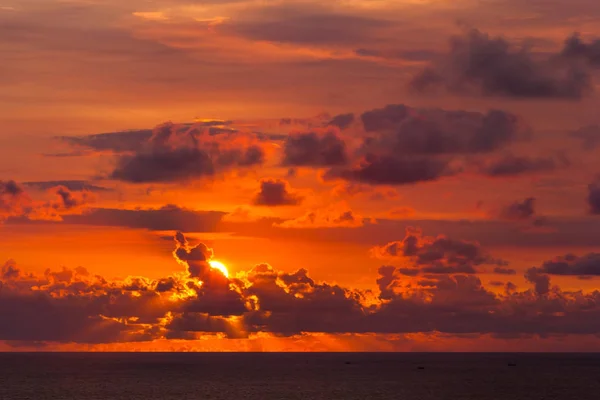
[209,260,229,278]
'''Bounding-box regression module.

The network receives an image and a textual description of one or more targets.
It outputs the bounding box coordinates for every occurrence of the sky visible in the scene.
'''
[2,0,600,352]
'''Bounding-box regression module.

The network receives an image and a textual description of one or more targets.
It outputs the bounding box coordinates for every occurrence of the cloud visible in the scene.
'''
[358,105,529,154]
[371,227,507,275]
[327,113,355,130]
[282,128,348,167]
[537,253,600,277]
[5,230,600,344]
[109,122,265,183]
[1,181,93,222]
[499,198,536,221]
[524,267,551,296]
[478,154,569,177]
[323,103,529,186]
[325,155,453,185]
[561,33,600,67]
[588,177,600,214]
[410,28,596,99]
[59,129,153,154]
[275,203,368,229]
[252,179,303,206]
[23,180,112,192]
[0,180,29,221]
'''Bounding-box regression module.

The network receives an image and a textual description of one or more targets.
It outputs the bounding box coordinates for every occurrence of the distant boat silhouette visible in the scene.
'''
[508,363,517,367]
[417,366,425,370]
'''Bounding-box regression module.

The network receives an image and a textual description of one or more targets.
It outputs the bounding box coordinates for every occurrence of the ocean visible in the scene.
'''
[1,353,599,399]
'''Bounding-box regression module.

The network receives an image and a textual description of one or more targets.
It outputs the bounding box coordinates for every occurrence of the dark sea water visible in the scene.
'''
[1,353,599,400]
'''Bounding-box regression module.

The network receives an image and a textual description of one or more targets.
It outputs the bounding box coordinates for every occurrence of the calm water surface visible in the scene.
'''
[1,353,599,400]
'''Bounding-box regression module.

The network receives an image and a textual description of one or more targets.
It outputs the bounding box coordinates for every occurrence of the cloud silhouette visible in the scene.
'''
[410,29,598,99]
[110,122,265,183]
[3,230,600,344]
[253,179,303,206]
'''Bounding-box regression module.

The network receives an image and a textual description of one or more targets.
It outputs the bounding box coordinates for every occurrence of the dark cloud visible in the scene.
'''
[253,179,303,206]
[325,155,453,185]
[53,186,92,211]
[173,232,215,279]
[372,228,507,275]
[282,128,348,167]
[360,104,411,133]
[1,260,21,280]
[327,113,355,129]
[109,122,265,183]
[478,154,569,177]
[524,267,551,296]
[359,106,529,155]
[1,180,28,221]
[561,33,600,67]
[410,29,595,99]
[23,180,112,192]
[324,104,529,186]
[500,198,536,221]
[537,253,600,277]
[0,180,24,197]
[588,178,600,214]
[0,265,170,343]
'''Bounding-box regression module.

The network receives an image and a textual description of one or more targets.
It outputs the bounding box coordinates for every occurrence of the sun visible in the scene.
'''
[208,260,229,278]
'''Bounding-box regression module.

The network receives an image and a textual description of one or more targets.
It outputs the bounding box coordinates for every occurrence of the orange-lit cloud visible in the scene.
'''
[4,0,600,352]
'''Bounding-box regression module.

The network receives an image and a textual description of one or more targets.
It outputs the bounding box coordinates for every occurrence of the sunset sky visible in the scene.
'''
[2,0,600,351]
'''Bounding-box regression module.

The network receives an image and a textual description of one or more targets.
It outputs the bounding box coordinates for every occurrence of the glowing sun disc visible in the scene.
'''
[209,260,229,278]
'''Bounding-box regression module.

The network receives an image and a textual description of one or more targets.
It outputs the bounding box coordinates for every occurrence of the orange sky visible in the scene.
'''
[2,0,600,351]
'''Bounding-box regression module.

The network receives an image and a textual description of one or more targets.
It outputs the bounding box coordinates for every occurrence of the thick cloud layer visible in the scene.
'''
[411,29,599,99]
[3,230,600,345]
